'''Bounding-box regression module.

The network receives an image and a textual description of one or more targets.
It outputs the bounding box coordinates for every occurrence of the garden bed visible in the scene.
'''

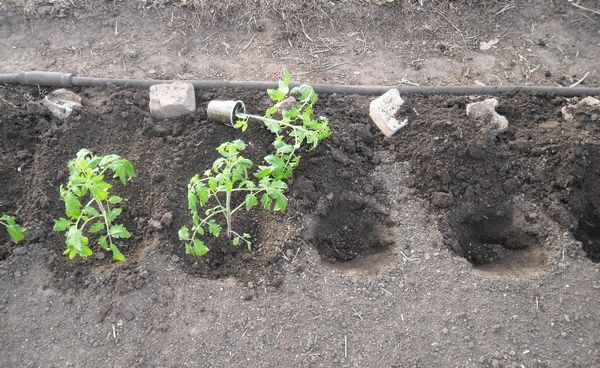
[1,86,599,284]
[1,84,600,367]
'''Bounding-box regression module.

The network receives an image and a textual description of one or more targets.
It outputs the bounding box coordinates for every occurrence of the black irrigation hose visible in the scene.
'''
[1,71,600,97]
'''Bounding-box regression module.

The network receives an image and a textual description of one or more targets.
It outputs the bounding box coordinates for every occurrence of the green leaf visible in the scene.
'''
[232,237,240,246]
[261,193,272,210]
[245,193,258,211]
[192,239,209,256]
[53,218,71,232]
[7,224,25,244]
[267,88,286,102]
[110,243,126,262]
[108,195,123,204]
[107,208,122,222]
[109,224,131,239]
[264,154,285,169]
[196,184,210,205]
[82,206,100,217]
[178,226,191,241]
[108,159,137,185]
[64,192,82,219]
[90,181,111,201]
[65,226,92,257]
[98,236,109,251]
[274,194,288,212]
[89,221,105,234]
[208,221,222,237]
[187,189,197,211]
[234,119,248,132]
[282,66,292,87]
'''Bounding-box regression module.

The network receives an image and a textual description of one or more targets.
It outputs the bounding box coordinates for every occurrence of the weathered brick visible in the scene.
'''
[369,89,407,137]
[149,82,196,119]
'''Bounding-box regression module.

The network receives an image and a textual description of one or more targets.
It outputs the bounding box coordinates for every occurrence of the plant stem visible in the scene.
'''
[225,190,232,238]
[95,199,114,247]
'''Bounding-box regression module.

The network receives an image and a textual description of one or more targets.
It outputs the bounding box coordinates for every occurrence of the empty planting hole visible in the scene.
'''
[569,143,600,262]
[452,206,547,273]
[314,194,393,264]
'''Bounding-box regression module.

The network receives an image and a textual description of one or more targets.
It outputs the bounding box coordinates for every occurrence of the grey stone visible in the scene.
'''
[149,82,196,119]
[42,89,82,119]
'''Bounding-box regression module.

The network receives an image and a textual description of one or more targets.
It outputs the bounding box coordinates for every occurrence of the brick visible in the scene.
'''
[149,82,196,119]
[369,89,407,137]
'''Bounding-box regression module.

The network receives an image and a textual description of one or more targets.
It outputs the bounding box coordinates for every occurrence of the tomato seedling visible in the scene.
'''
[179,140,288,256]
[0,214,25,244]
[235,68,331,180]
[53,149,136,261]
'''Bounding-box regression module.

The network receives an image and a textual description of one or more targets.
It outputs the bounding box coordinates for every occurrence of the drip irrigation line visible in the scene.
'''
[1,71,599,97]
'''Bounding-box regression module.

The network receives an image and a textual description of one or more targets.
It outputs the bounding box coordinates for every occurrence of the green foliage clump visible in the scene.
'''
[179,140,288,256]
[53,149,136,261]
[180,68,331,257]
[235,68,331,181]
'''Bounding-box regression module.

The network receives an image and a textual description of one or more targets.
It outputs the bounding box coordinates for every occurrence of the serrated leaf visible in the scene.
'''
[178,226,190,241]
[109,224,131,239]
[108,195,122,204]
[65,226,90,256]
[254,167,272,179]
[234,120,248,132]
[192,239,209,256]
[261,193,272,210]
[108,159,137,185]
[83,206,100,217]
[64,192,82,219]
[267,88,286,102]
[196,184,210,205]
[245,193,258,211]
[7,224,24,244]
[89,221,105,234]
[107,208,122,222]
[98,236,109,251]
[208,221,222,237]
[110,243,125,262]
[187,189,197,211]
[274,194,288,212]
[90,182,111,201]
[53,218,71,232]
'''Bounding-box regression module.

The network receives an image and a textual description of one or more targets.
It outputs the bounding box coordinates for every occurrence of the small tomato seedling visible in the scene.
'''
[179,139,288,256]
[235,68,331,181]
[53,149,136,261]
[0,214,25,244]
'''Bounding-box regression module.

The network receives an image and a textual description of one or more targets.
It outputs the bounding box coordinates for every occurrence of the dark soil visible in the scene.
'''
[1,85,599,367]
[0,86,387,285]
[389,93,600,265]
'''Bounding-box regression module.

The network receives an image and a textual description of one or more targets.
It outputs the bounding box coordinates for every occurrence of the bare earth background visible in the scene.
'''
[0,1,599,367]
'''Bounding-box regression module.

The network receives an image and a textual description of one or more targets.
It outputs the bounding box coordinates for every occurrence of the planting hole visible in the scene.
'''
[569,143,600,262]
[313,194,394,266]
[451,204,549,275]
